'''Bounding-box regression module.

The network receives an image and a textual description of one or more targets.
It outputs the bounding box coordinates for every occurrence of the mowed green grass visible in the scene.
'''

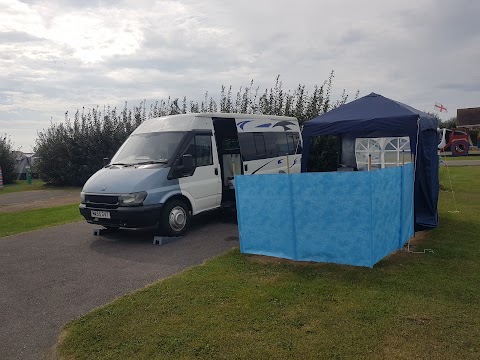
[0,179,47,194]
[0,204,83,237]
[0,179,81,194]
[58,167,480,360]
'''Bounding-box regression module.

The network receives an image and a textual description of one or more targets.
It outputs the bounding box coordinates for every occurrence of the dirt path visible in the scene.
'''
[0,190,80,213]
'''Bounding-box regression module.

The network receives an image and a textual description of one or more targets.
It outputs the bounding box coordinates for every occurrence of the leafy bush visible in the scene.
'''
[0,134,16,184]
[307,136,340,172]
[35,104,143,186]
[35,72,353,186]
[468,129,479,146]
[439,117,456,129]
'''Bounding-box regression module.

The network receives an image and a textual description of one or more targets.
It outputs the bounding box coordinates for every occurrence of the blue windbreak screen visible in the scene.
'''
[235,164,414,268]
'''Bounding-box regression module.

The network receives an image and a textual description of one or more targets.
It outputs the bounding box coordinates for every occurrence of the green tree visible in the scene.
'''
[307,136,339,172]
[439,116,456,129]
[468,129,479,146]
[0,134,17,184]
[35,107,137,186]
[34,72,354,185]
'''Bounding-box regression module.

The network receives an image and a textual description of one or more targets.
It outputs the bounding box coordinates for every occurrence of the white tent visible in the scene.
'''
[14,152,37,180]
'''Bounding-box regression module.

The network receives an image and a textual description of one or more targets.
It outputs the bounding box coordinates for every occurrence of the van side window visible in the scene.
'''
[293,133,302,154]
[264,133,278,158]
[239,131,301,160]
[182,135,213,167]
[238,133,256,161]
[253,133,266,158]
[287,133,302,155]
[183,138,196,161]
[276,133,289,156]
[194,135,213,166]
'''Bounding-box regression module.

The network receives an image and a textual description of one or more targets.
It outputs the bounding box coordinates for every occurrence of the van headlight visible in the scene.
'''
[80,191,85,203]
[118,192,147,206]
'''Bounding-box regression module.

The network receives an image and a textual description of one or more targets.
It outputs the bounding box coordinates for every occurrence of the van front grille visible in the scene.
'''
[85,194,119,209]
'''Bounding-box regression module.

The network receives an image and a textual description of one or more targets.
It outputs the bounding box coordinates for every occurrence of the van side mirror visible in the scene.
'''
[103,157,109,166]
[182,154,194,174]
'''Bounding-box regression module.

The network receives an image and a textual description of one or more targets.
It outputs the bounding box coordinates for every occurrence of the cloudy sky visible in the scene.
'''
[1,0,479,151]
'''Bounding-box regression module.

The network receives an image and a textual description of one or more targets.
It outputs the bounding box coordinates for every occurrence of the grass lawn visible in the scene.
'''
[58,167,480,360]
[0,204,83,237]
[0,179,81,196]
[0,179,81,194]
[1,179,47,194]
[442,155,480,161]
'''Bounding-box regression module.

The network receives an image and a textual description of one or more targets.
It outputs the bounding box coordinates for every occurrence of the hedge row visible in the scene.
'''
[34,73,352,186]
[0,135,16,184]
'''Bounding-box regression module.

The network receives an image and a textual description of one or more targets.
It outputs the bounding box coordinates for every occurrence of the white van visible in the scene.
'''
[79,113,302,235]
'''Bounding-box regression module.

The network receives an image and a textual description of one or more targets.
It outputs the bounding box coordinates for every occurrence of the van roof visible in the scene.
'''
[146,113,297,121]
[132,113,299,135]
[194,113,298,121]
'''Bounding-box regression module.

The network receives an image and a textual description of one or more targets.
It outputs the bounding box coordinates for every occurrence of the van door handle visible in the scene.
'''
[244,164,248,172]
[214,168,218,175]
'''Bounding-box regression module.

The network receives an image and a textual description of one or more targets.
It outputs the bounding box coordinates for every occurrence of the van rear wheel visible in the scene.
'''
[160,199,190,236]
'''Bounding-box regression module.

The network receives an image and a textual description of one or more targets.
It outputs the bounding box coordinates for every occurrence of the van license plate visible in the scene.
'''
[91,210,111,219]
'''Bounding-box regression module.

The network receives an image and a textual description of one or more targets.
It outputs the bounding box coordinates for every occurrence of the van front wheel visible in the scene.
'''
[160,199,190,236]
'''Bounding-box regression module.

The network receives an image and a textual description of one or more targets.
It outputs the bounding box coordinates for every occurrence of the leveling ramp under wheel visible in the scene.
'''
[93,227,182,245]
[93,227,120,236]
[153,235,183,245]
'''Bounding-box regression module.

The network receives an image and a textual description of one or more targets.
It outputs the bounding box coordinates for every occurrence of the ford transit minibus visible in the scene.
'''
[79,113,302,235]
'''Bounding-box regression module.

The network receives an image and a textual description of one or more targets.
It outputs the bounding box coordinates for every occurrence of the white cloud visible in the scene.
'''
[0,1,145,63]
[1,0,479,151]
[46,11,143,63]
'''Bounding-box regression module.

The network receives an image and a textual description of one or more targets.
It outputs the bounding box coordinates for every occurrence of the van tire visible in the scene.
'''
[160,199,190,236]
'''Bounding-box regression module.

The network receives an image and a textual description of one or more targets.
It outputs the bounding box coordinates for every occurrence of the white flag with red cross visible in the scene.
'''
[434,102,448,113]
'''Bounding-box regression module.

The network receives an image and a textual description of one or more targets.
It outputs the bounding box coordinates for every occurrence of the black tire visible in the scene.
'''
[159,199,190,236]
[452,140,469,156]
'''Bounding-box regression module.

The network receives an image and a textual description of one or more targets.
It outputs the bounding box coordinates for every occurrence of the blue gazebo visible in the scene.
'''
[301,93,439,229]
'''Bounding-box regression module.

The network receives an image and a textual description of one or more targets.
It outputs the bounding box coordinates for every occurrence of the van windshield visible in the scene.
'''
[110,132,185,165]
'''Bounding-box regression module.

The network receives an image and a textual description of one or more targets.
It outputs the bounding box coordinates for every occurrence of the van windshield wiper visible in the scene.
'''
[107,163,135,167]
[135,160,169,165]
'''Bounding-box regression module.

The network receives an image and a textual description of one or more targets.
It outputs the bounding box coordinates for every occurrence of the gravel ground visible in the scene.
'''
[0,214,238,360]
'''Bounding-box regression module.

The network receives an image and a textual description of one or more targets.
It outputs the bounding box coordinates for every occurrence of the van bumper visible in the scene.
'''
[79,204,163,228]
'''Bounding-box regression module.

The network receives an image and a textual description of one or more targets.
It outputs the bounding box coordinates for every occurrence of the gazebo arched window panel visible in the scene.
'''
[355,137,411,171]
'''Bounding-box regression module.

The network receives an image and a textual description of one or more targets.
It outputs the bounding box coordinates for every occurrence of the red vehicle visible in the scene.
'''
[438,128,471,156]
